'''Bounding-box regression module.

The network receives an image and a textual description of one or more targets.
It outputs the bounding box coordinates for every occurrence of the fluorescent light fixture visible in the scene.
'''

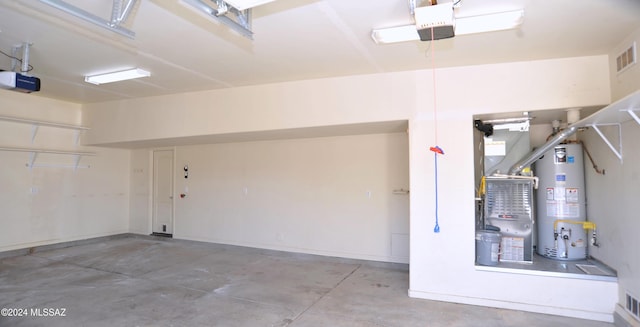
[84,68,150,85]
[224,0,275,11]
[371,9,524,44]
[455,10,524,35]
[371,25,421,44]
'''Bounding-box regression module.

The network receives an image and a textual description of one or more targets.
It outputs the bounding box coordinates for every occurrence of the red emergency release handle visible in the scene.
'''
[429,146,444,155]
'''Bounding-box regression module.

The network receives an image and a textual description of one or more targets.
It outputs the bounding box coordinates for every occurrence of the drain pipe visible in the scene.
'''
[509,125,579,175]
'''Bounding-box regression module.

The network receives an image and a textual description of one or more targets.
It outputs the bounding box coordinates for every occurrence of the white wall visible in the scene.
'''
[126,133,410,263]
[82,72,417,146]
[161,133,409,263]
[597,27,640,325]
[407,56,616,322]
[0,91,130,252]
[83,55,619,321]
[583,121,640,325]
[610,27,640,102]
[129,149,151,235]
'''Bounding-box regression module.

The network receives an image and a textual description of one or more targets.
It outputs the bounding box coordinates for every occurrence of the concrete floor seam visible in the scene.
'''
[286,264,363,326]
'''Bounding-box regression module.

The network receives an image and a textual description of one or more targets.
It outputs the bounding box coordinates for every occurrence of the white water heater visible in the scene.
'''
[536,143,587,260]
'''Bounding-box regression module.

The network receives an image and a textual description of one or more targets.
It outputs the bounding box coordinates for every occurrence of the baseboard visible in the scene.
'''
[0,233,134,259]
[408,289,614,323]
[615,304,640,327]
[175,233,409,265]
[127,232,409,271]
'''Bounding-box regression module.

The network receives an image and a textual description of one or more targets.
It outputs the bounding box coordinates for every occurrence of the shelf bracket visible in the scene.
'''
[73,154,81,172]
[28,152,38,171]
[627,109,640,126]
[590,123,623,163]
[31,125,39,143]
[73,130,81,145]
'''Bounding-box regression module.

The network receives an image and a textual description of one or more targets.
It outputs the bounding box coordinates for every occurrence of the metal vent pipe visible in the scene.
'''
[508,125,579,175]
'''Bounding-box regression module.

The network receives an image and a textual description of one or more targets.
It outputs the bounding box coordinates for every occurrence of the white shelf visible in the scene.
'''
[0,116,94,171]
[0,115,89,144]
[0,115,90,130]
[572,90,640,163]
[0,146,96,171]
[573,90,640,127]
[0,146,95,156]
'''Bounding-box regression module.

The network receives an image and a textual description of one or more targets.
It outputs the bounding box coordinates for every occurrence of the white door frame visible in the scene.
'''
[151,148,175,235]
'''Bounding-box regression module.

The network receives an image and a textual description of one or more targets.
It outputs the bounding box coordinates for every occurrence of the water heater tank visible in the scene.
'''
[536,143,587,260]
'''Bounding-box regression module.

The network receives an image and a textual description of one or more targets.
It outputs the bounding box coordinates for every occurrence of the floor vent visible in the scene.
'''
[576,264,611,276]
[616,42,636,74]
[626,292,640,321]
[151,232,173,238]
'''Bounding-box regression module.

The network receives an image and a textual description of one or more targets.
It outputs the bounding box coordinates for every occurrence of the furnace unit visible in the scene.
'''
[484,177,534,263]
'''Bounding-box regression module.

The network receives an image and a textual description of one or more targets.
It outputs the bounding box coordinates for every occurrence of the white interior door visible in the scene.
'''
[153,149,174,234]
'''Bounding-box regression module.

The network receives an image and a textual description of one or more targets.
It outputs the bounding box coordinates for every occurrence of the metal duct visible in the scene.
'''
[508,125,579,175]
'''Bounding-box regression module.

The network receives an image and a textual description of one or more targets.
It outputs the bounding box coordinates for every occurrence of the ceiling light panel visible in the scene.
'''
[85,68,151,85]
[371,25,419,44]
[455,10,524,35]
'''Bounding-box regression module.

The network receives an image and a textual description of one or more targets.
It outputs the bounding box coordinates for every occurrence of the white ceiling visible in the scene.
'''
[0,0,639,105]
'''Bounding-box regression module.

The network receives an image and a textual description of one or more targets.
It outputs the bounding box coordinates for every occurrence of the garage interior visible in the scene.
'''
[1,236,620,326]
[1,0,639,326]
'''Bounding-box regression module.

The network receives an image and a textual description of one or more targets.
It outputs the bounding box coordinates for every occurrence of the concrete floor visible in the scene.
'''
[0,236,613,327]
